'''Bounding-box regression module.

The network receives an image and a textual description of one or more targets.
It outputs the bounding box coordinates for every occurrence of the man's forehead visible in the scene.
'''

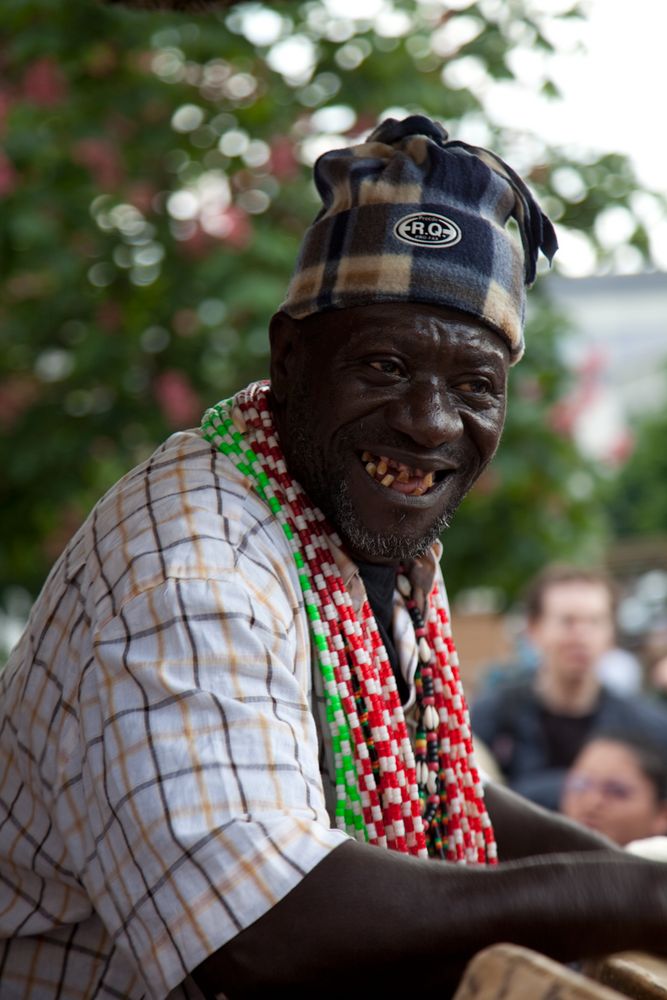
[541,580,614,613]
[310,302,510,362]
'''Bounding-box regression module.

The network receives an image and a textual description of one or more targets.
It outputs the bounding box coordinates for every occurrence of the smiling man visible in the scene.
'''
[4,115,667,1000]
[272,303,508,562]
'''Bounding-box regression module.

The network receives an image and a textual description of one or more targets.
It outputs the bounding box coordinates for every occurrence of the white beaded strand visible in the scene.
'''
[202,382,496,865]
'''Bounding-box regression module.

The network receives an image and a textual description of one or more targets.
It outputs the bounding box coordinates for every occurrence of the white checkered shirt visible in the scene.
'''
[0,424,441,999]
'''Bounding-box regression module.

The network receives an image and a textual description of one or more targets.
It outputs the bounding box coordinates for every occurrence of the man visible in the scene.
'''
[472,565,667,810]
[2,115,667,1000]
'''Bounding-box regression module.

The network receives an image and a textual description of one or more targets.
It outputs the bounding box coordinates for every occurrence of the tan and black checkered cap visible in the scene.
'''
[280,115,557,362]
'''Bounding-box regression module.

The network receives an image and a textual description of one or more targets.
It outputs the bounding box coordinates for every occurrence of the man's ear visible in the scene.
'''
[269,311,300,404]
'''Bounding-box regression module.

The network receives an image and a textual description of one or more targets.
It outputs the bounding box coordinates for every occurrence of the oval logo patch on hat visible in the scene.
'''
[394,212,461,248]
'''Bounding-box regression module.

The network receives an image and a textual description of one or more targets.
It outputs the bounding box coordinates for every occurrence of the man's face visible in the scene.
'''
[271,302,509,563]
[529,582,615,682]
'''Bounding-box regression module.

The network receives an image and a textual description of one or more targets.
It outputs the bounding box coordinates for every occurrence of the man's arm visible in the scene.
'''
[483,780,620,859]
[193,836,666,998]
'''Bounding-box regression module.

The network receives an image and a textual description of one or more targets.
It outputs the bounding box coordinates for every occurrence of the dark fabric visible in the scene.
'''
[539,707,597,770]
[280,114,557,363]
[356,561,409,705]
[471,677,667,811]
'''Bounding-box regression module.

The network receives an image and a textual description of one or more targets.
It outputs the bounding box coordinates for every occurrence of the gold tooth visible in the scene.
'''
[365,461,377,477]
[362,450,373,462]
[412,486,426,496]
[376,460,388,476]
[380,473,395,487]
[423,471,434,489]
[396,470,410,483]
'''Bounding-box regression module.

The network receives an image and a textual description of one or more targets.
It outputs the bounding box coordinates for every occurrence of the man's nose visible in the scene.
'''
[384,385,463,449]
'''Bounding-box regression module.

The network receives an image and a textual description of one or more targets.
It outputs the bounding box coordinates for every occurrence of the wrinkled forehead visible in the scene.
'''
[296,302,511,364]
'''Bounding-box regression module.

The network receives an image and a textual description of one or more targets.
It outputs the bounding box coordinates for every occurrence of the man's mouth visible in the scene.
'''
[360,450,444,497]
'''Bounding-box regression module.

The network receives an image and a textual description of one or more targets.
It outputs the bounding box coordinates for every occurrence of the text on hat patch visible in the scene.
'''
[394,212,462,248]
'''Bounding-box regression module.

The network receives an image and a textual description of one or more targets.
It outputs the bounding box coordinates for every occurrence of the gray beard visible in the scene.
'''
[277,394,460,562]
[327,474,454,561]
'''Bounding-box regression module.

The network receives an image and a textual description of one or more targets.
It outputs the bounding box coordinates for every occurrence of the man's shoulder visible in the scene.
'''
[600,687,667,732]
[95,427,256,542]
[72,428,290,623]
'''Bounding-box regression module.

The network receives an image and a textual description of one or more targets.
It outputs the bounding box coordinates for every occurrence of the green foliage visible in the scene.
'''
[604,391,667,539]
[0,0,648,612]
[444,290,608,599]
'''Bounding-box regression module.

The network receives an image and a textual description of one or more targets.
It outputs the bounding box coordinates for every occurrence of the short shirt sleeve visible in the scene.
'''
[65,572,347,998]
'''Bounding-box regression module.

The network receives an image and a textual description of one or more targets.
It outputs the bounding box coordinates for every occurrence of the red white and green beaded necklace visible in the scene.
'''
[201,380,497,865]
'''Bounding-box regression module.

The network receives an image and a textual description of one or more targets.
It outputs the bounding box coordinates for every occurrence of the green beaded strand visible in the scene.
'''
[202,401,367,838]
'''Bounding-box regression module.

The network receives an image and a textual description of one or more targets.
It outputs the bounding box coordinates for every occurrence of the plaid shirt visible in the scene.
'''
[0,423,441,999]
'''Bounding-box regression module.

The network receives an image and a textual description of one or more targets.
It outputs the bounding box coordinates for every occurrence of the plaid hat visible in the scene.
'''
[280,115,557,362]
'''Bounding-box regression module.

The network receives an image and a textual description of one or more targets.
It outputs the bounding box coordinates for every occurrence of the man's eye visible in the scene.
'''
[456,378,492,394]
[369,360,403,376]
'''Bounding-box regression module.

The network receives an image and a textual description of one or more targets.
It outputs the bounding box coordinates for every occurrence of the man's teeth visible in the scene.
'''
[361,453,436,495]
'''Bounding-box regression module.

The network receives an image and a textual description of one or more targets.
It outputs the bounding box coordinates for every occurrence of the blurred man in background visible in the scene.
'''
[472,564,667,810]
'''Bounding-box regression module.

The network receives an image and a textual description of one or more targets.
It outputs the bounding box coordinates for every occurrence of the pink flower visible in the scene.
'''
[607,430,635,467]
[182,208,252,255]
[269,137,299,181]
[548,400,576,436]
[216,205,252,250]
[23,58,68,107]
[72,138,124,190]
[153,370,202,428]
[127,181,158,214]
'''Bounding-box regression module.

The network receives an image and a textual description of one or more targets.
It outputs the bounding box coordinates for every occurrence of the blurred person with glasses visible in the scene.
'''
[471,564,667,811]
[560,731,667,847]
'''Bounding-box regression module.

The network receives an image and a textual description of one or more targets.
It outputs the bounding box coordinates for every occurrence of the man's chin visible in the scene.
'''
[338,517,447,564]
[298,464,454,564]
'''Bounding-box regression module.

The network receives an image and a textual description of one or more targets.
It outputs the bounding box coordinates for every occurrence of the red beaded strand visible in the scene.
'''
[204,382,496,865]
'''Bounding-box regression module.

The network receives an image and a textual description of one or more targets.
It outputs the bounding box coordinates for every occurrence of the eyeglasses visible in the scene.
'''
[563,774,640,801]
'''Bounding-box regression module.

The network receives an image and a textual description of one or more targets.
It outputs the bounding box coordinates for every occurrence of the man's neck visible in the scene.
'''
[535,667,601,716]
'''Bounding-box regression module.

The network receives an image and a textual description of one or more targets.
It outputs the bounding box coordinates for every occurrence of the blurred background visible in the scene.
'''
[1,0,666,687]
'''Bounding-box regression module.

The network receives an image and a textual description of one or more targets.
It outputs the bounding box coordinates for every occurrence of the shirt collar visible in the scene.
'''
[328,536,442,615]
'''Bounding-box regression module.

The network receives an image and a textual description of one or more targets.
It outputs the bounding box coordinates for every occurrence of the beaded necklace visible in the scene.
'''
[201,381,496,865]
